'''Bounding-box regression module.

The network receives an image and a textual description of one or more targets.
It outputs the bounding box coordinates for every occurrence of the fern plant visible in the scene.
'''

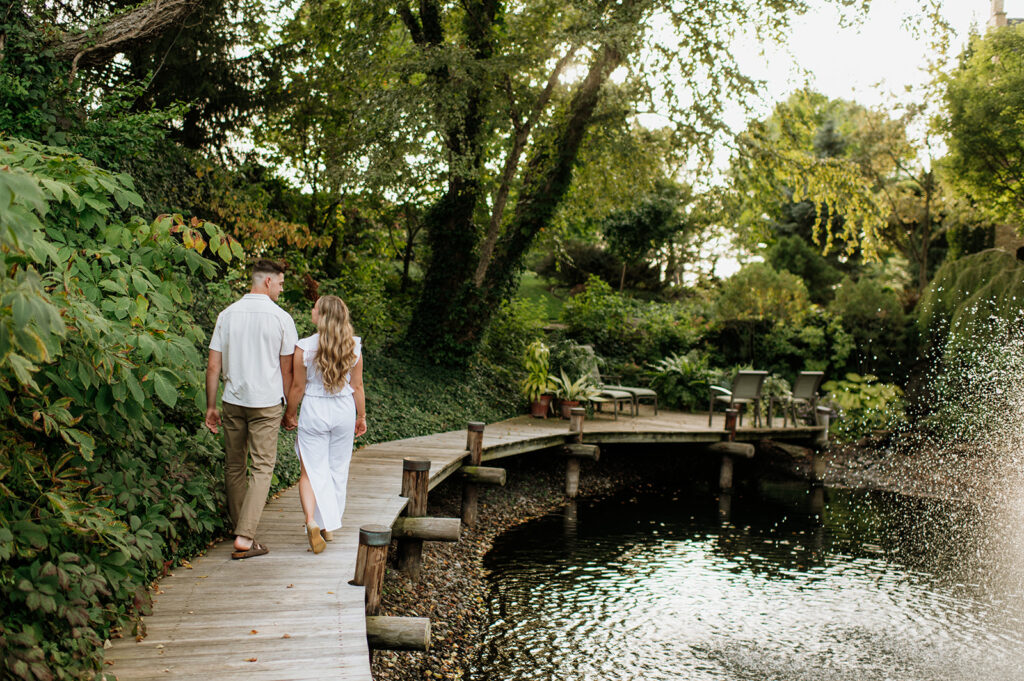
[646,351,710,411]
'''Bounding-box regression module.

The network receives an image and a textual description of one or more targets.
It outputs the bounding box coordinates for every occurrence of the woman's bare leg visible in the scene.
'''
[298,456,317,526]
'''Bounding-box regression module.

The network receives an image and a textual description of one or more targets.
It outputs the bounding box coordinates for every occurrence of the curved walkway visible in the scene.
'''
[104,410,820,680]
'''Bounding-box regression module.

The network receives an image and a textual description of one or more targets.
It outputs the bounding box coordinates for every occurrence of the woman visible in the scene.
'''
[284,295,366,554]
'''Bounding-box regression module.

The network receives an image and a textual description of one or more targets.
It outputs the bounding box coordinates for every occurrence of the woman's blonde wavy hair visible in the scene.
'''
[314,295,357,394]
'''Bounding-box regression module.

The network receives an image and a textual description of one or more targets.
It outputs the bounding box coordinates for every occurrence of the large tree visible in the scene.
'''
[268,0,871,360]
[940,24,1024,223]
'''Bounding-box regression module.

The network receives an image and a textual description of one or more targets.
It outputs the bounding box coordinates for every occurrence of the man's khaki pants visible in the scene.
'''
[222,401,283,540]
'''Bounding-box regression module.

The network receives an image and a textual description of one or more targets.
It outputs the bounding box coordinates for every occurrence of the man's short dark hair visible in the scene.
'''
[252,259,286,278]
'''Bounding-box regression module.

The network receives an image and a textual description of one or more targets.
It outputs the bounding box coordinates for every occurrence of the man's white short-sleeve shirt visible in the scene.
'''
[209,294,299,408]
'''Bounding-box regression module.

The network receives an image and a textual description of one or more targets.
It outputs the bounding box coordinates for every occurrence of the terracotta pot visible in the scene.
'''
[559,400,580,419]
[530,394,553,418]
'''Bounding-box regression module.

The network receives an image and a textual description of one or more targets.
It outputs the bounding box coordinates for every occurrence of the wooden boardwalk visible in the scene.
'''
[104,409,820,680]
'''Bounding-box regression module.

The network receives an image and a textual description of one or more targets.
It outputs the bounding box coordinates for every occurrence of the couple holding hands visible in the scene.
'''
[204,259,364,559]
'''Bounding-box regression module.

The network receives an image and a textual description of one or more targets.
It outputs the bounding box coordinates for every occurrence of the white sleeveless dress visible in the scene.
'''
[294,333,361,532]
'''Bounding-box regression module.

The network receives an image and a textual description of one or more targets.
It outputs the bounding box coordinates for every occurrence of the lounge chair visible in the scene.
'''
[589,388,635,419]
[579,345,658,415]
[708,370,769,427]
[781,370,824,426]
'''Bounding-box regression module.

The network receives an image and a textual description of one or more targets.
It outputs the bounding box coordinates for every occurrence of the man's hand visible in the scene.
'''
[354,416,367,438]
[283,412,298,431]
[205,407,221,434]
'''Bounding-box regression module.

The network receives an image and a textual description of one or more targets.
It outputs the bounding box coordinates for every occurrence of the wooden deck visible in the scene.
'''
[104,409,820,680]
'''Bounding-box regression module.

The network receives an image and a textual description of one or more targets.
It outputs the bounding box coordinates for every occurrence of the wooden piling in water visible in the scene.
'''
[565,407,587,497]
[720,408,739,491]
[354,525,391,617]
[461,422,485,528]
[397,458,430,580]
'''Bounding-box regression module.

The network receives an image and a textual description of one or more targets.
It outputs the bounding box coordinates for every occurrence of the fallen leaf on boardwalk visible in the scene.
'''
[286,584,294,588]
[249,630,258,635]
[327,591,334,594]
[246,658,258,663]
[282,634,291,639]
[180,560,193,569]
[156,644,164,649]
[104,661,114,666]
[198,575,208,579]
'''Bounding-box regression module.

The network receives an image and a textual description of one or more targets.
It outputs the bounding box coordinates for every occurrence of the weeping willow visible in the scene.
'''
[918,249,1024,358]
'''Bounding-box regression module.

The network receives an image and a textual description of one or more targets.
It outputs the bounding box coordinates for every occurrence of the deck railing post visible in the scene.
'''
[397,458,430,581]
[356,525,392,616]
[566,407,586,497]
[461,422,485,528]
[724,408,739,441]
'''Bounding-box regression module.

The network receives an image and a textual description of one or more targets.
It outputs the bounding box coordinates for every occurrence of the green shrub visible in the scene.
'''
[0,138,246,681]
[822,373,905,442]
[561,275,706,364]
[828,276,911,380]
[918,249,1024,361]
[705,310,852,379]
[713,262,811,324]
[645,351,711,411]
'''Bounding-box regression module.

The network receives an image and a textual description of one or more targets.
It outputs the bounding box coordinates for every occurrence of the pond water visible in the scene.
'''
[474,474,1024,681]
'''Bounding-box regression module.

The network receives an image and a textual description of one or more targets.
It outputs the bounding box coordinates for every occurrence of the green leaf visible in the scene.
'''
[152,371,177,407]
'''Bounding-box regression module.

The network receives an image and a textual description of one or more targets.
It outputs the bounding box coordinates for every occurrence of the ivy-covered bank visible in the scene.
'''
[0,141,520,681]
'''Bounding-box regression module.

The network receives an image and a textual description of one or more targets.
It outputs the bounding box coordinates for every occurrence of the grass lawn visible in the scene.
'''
[517,271,566,321]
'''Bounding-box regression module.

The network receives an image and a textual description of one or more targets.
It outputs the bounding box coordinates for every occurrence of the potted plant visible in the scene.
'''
[521,340,554,418]
[548,369,600,419]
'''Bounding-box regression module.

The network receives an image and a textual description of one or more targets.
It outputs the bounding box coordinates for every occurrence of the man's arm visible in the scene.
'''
[281,353,294,404]
[205,350,222,433]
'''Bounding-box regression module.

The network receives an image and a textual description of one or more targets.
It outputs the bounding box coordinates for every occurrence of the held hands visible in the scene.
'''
[283,412,298,431]
[354,415,367,438]
[205,407,221,434]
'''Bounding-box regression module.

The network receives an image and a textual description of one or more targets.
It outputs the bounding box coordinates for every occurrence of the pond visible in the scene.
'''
[473,470,1024,680]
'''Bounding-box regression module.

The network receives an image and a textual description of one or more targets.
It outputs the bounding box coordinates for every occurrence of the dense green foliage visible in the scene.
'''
[942,25,1024,222]
[560,276,706,366]
[0,139,242,681]
[828,277,911,380]
[823,373,905,442]
[917,249,1024,358]
[713,262,811,324]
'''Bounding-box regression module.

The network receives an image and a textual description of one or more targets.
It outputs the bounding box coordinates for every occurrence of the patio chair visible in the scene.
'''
[580,345,658,415]
[589,388,636,419]
[708,370,769,427]
[782,370,825,426]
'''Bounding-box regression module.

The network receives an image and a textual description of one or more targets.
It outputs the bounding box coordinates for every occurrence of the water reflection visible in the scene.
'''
[474,480,1024,680]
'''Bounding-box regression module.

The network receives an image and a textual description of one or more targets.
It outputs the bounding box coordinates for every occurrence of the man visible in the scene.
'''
[205,259,298,559]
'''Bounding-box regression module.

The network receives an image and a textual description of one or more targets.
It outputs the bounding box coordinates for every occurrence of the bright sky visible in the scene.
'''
[691,1,1020,279]
[736,0,1017,118]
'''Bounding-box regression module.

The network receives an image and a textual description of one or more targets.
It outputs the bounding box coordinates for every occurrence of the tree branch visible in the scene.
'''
[53,0,198,78]
[473,46,579,286]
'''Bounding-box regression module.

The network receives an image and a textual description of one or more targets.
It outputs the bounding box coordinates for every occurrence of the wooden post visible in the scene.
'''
[814,406,831,446]
[565,457,581,498]
[718,454,733,492]
[352,525,391,618]
[569,407,584,443]
[397,458,430,581]
[718,492,732,522]
[566,407,586,498]
[366,616,431,651]
[724,408,739,441]
[461,422,485,529]
[720,408,738,492]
